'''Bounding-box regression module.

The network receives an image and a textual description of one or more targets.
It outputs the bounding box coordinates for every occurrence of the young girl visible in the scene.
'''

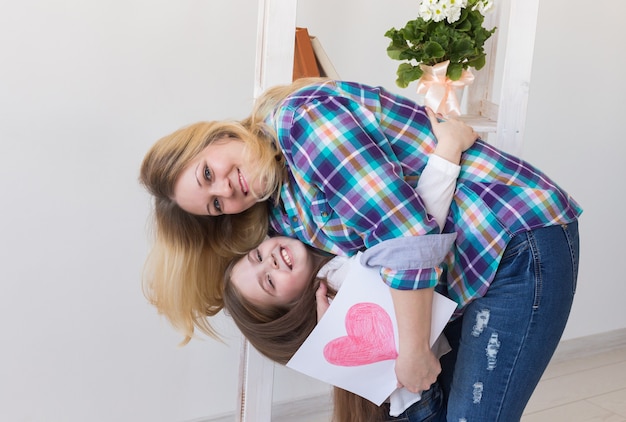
[140,78,582,420]
[223,150,460,421]
[223,236,446,422]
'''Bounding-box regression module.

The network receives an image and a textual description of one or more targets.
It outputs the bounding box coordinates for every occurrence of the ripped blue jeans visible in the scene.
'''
[439,221,580,421]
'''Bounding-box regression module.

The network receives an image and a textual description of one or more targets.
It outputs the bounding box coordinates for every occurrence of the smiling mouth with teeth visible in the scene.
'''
[238,169,249,196]
[280,247,292,269]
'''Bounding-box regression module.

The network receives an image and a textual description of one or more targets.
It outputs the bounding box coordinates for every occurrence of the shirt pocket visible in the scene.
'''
[309,192,333,228]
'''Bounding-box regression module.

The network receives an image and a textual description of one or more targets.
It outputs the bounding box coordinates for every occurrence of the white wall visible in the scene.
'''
[1,0,623,420]
[0,1,258,421]
[524,0,626,338]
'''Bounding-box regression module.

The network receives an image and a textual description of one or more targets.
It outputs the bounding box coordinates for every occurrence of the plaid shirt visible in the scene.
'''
[268,80,582,312]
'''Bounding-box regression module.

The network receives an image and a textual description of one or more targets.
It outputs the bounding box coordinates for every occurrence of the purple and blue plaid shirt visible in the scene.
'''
[268,80,582,312]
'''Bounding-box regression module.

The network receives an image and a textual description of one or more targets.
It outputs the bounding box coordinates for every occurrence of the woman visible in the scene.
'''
[140,78,581,420]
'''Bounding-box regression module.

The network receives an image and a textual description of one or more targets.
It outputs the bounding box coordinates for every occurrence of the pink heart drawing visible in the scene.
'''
[323,302,398,367]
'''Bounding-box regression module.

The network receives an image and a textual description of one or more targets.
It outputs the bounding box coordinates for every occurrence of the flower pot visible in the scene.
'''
[416,60,475,118]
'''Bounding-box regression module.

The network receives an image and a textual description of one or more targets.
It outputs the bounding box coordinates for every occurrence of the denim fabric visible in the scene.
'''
[382,382,446,422]
[439,221,580,421]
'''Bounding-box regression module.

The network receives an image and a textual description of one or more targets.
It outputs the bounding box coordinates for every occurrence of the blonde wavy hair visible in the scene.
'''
[139,78,331,343]
[140,121,281,342]
[241,77,330,147]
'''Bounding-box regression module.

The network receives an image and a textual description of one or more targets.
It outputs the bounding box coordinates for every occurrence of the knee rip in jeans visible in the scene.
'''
[472,382,483,404]
[486,332,500,370]
[471,309,490,337]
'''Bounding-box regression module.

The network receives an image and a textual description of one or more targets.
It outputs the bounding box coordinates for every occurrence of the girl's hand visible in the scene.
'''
[315,283,331,322]
[426,107,479,165]
[395,348,441,393]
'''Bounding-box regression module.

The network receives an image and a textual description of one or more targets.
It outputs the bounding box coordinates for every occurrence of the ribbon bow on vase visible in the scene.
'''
[416,60,475,118]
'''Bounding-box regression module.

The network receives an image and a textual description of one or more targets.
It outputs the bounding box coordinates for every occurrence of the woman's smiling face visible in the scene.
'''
[230,237,317,307]
[173,137,265,216]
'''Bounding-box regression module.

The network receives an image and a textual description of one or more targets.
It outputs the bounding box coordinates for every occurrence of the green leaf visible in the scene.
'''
[468,54,486,71]
[384,28,396,39]
[474,25,497,46]
[386,43,407,60]
[466,10,484,28]
[424,41,446,59]
[449,38,474,63]
[396,63,423,88]
[456,17,472,32]
[447,62,464,80]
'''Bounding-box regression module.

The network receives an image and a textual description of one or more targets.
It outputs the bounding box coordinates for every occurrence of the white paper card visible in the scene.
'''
[287,252,457,405]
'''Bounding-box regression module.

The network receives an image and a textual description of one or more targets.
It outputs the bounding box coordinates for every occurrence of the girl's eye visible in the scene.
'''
[213,198,222,213]
[204,165,212,181]
[256,250,262,262]
[267,275,274,288]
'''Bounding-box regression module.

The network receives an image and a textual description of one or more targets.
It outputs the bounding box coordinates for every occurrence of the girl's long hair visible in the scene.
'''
[332,388,386,422]
[223,249,387,421]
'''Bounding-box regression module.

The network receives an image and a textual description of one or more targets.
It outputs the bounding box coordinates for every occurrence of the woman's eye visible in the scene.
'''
[213,198,222,213]
[267,275,274,288]
[256,250,262,262]
[204,165,212,181]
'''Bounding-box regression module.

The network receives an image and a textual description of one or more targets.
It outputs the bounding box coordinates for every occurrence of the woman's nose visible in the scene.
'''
[212,177,233,197]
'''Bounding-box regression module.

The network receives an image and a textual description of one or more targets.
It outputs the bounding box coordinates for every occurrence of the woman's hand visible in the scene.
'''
[395,347,441,393]
[427,107,479,165]
[315,282,331,322]
[390,287,440,393]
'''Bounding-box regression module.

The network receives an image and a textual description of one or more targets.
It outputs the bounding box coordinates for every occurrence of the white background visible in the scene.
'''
[1,0,623,420]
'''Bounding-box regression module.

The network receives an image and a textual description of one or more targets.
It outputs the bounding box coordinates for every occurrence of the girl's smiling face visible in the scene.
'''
[173,137,265,216]
[230,237,318,307]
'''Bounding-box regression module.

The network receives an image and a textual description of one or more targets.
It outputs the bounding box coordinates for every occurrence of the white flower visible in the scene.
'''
[472,0,493,14]
[446,5,463,23]
[418,3,432,20]
[430,0,448,22]
[418,0,473,23]
[431,4,447,22]
[449,0,468,7]
[418,0,437,21]
[418,0,487,23]
[440,0,452,15]
[420,8,434,21]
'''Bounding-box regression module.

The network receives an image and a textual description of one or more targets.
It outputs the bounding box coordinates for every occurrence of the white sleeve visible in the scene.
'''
[416,154,460,231]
